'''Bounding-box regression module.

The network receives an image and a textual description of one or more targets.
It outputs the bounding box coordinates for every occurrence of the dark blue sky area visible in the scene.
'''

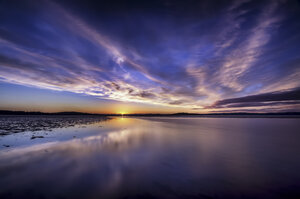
[0,0,300,113]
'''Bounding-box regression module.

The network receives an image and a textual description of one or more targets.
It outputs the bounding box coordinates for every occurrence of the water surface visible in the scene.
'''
[0,117,300,199]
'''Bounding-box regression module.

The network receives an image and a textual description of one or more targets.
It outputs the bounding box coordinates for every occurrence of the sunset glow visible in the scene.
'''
[0,0,299,114]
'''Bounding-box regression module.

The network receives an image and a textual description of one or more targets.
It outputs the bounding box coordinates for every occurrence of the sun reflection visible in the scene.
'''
[115,117,132,125]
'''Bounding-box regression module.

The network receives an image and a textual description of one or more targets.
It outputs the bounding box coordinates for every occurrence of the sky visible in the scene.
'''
[0,0,300,114]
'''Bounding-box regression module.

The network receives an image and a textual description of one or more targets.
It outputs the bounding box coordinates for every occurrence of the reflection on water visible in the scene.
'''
[1,117,300,199]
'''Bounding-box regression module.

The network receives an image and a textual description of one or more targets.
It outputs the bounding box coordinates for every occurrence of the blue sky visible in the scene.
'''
[0,0,300,113]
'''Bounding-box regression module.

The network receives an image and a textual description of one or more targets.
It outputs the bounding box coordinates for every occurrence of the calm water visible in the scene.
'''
[0,117,300,199]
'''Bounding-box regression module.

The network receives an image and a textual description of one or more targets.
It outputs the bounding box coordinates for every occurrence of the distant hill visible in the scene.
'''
[1,110,299,117]
[0,110,101,115]
[120,112,300,118]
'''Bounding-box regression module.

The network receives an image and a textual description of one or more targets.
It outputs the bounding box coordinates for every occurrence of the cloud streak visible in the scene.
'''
[210,87,300,109]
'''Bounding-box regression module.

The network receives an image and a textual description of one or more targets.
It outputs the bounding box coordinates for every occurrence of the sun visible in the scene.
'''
[119,111,127,115]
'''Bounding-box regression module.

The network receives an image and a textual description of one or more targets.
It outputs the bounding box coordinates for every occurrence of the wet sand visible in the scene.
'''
[0,115,108,135]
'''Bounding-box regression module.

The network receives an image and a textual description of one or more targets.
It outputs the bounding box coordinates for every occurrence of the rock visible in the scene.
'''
[31,136,44,140]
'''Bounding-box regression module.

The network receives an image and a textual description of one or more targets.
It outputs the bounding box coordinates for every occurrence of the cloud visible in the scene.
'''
[0,0,299,112]
[131,91,156,99]
[210,87,300,108]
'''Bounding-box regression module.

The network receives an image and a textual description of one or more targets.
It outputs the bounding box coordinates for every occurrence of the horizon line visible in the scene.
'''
[1,110,300,116]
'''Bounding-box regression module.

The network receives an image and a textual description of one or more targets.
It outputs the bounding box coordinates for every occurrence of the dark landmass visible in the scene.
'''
[0,110,105,115]
[1,110,300,117]
[126,112,300,118]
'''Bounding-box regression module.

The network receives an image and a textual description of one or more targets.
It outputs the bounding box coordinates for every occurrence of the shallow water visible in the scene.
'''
[0,117,300,199]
